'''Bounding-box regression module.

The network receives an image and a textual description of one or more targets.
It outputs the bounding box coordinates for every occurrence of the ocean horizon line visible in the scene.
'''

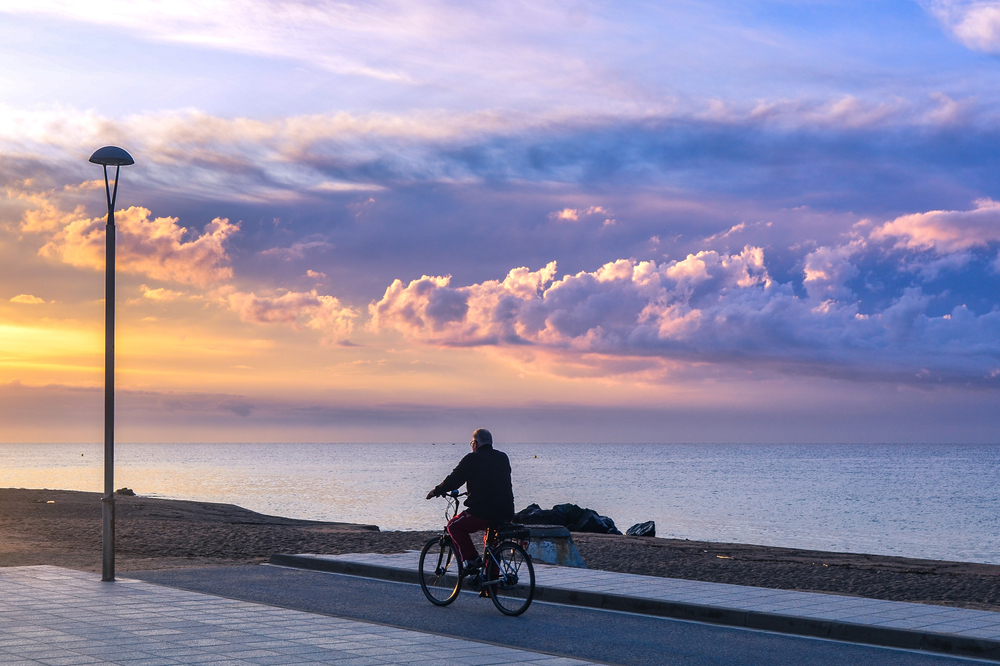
[3,441,998,446]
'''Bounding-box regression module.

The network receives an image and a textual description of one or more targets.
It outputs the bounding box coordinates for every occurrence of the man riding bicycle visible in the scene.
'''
[425,428,514,578]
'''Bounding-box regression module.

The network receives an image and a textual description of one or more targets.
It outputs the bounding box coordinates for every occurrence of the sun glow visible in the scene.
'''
[0,322,102,379]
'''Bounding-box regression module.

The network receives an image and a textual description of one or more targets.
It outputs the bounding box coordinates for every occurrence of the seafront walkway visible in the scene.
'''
[0,566,592,665]
[3,557,1000,665]
[272,551,1000,663]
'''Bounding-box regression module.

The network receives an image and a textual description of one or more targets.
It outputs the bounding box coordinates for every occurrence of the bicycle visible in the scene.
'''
[418,490,536,616]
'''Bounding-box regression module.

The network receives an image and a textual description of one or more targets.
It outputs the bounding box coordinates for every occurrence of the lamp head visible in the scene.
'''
[89,146,134,167]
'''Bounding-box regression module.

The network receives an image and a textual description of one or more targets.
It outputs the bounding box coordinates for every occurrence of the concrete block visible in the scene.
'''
[526,526,587,568]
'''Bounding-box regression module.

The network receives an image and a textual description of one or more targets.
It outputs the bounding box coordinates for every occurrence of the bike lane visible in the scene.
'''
[129,564,984,666]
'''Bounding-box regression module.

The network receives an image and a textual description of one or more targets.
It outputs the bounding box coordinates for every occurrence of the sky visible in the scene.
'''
[1,0,999,443]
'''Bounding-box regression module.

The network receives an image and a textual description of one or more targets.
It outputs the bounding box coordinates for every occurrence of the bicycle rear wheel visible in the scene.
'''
[489,541,534,616]
[419,536,462,605]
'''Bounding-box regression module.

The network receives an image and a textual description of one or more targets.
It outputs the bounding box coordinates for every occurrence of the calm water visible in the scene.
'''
[0,442,997,564]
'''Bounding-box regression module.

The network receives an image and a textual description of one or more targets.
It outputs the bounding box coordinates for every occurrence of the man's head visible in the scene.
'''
[471,428,493,452]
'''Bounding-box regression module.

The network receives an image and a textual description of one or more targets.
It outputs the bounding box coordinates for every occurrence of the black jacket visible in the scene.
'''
[434,444,515,524]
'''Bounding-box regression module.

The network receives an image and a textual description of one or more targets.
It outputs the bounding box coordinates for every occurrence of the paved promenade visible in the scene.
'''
[272,551,1000,662]
[0,566,593,665]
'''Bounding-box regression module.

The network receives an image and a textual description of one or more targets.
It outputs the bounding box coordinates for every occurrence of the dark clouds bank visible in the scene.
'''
[3,380,998,443]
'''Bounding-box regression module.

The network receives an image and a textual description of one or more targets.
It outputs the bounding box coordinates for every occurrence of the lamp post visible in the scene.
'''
[89,146,134,582]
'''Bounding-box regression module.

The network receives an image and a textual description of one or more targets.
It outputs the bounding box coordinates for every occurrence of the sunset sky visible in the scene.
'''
[1,0,999,443]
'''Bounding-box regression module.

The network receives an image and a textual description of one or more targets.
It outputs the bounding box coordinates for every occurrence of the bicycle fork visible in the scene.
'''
[436,537,456,577]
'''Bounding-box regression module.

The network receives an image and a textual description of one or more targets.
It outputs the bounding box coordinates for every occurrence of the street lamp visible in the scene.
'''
[89,146,134,582]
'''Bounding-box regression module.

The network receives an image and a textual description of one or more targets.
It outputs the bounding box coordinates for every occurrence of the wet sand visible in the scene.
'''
[3,487,998,611]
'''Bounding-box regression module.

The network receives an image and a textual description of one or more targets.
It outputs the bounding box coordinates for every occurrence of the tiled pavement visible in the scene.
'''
[273,551,1000,662]
[0,566,595,666]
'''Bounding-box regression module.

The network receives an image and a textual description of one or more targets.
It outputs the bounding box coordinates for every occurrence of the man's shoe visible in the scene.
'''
[462,556,483,575]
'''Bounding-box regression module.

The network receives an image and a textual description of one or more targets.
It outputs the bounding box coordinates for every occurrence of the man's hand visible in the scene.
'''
[425,489,438,500]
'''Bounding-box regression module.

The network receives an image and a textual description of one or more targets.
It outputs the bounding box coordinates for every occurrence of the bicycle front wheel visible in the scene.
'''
[489,541,535,616]
[419,536,462,606]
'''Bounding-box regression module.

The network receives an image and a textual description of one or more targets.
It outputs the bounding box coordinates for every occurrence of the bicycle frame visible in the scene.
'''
[476,547,510,587]
[478,525,525,586]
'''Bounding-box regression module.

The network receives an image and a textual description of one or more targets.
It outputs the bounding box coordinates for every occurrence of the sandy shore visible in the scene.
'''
[3,487,998,612]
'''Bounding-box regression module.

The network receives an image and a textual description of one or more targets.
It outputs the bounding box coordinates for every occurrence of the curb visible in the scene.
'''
[269,553,1000,662]
[270,554,423,586]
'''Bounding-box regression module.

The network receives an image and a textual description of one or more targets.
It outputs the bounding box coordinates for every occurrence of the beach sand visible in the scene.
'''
[3,487,998,612]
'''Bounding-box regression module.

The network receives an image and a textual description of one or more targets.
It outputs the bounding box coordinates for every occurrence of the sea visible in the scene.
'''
[1,442,997,565]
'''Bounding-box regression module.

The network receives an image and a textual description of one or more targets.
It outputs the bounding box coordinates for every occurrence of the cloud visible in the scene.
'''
[369,250,773,349]
[17,198,88,234]
[217,398,254,417]
[34,206,238,286]
[703,222,746,243]
[312,182,385,193]
[370,247,1000,384]
[903,252,975,280]
[369,262,558,345]
[802,240,864,301]
[2,92,994,214]
[260,238,335,260]
[4,184,371,346]
[548,206,611,223]
[550,208,580,222]
[0,0,423,82]
[3,378,999,443]
[228,289,359,342]
[12,187,240,286]
[925,0,1000,52]
[871,199,1000,253]
[139,284,186,301]
[0,0,635,114]
[9,294,45,304]
[4,0,989,132]
[703,221,772,244]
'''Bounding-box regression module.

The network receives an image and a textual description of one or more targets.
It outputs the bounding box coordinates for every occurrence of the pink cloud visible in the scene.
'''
[550,208,580,221]
[368,262,558,345]
[9,294,45,304]
[927,1,1000,53]
[369,250,772,349]
[139,284,186,301]
[369,247,1000,383]
[548,206,611,223]
[871,199,1000,253]
[228,289,358,342]
[26,201,238,286]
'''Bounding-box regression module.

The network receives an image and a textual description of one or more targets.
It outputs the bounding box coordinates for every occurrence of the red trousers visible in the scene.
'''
[446,511,490,563]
